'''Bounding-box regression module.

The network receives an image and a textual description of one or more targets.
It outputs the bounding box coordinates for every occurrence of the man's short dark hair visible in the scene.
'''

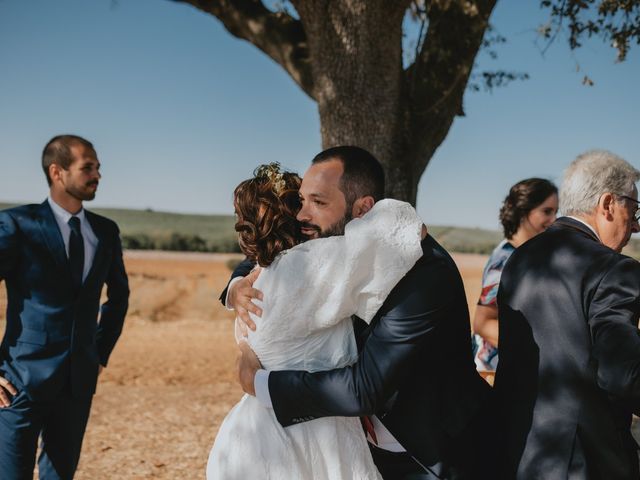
[312,146,385,206]
[42,134,95,186]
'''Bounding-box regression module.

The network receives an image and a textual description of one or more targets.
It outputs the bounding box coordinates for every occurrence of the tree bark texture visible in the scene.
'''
[172,0,497,205]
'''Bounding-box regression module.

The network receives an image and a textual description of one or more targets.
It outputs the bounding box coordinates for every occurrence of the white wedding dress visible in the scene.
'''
[206,199,423,480]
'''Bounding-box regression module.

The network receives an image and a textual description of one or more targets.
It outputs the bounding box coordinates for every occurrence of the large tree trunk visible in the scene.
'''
[172,0,497,205]
[294,1,412,197]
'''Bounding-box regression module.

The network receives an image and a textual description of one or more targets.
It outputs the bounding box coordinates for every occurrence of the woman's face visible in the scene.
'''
[523,193,559,236]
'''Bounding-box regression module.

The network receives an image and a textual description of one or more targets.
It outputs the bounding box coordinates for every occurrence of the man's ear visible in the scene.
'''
[49,164,62,185]
[351,196,375,219]
[598,192,616,221]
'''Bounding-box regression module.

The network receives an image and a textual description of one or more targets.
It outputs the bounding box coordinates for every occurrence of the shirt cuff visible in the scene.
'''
[224,277,243,310]
[254,369,273,408]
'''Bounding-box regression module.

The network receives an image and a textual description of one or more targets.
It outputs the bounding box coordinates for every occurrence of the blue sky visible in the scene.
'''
[0,0,638,230]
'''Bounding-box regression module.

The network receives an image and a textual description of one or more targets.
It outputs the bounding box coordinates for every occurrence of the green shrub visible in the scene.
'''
[159,233,209,252]
[121,234,156,250]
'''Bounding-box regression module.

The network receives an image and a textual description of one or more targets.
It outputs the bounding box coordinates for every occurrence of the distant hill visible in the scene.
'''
[1,201,638,258]
[427,226,502,255]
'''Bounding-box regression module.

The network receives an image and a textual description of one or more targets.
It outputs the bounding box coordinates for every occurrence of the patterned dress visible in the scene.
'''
[472,239,515,371]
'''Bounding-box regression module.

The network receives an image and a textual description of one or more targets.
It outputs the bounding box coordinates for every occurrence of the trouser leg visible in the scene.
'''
[37,391,93,480]
[0,389,43,480]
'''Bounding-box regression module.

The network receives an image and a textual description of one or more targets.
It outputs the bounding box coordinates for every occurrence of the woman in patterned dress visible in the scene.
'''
[472,178,558,373]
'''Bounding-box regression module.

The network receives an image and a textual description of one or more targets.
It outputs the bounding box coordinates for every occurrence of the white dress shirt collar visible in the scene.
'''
[567,216,601,242]
[47,196,86,224]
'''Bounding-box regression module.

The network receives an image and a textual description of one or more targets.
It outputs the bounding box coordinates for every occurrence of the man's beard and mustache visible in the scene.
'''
[66,180,99,201]
[300,208,353,239]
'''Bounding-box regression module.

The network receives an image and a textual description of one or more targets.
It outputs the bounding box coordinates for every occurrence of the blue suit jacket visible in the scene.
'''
[0,201,129,400]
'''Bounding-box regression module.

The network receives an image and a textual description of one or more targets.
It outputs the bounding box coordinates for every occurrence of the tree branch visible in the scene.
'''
[404,0,497,174]
[171,0,314,98]
[540,0,640,63]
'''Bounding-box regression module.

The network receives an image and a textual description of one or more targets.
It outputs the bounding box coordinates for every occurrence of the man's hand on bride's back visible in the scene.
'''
[228,268,263,332]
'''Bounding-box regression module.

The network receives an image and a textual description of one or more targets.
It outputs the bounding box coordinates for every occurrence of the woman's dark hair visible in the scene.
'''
[233,164,304,267]
[500,178,558,239]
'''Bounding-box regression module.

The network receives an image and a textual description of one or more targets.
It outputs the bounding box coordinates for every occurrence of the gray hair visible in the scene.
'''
[560,150,640,216]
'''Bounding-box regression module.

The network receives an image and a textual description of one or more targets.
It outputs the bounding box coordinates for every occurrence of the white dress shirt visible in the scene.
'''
[47,197,98,281]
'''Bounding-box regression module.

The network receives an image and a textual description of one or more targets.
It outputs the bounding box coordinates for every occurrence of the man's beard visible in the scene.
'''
[301,207,353,239]
[66,182,97,201]
[318,213,350,238]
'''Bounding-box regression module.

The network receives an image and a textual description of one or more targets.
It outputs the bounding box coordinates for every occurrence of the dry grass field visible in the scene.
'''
[0,251,487,479]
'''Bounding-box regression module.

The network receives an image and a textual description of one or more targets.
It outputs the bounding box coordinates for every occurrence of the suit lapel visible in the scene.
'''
[36,200,70,272]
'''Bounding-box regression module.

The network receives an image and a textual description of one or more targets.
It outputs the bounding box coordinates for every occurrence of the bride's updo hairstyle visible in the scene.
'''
[233,163,304,267]
[499,178,557,239]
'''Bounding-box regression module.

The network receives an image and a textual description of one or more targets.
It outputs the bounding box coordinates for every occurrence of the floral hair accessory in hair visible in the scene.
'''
[254,162,286,195]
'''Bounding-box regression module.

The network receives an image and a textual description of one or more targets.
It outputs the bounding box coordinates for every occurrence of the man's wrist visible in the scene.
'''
[254,369,273,408]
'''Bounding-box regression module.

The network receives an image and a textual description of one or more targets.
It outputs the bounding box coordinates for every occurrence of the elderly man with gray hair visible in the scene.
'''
[494,150,640,480]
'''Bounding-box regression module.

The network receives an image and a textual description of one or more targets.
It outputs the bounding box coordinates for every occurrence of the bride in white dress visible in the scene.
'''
[207,164,423,479]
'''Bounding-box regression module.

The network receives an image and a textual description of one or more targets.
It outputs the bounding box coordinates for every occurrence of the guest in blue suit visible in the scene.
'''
[0,135,129,480]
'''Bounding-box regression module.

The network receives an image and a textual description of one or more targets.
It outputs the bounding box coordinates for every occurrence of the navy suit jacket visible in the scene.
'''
[222,236,493,476]
[494,217,640,480]
[0,201,129,401]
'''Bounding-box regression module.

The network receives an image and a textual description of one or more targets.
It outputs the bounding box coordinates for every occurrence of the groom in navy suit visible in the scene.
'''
[0,135,129,479]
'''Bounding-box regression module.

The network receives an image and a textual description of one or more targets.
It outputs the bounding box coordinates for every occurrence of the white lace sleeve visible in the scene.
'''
[340,198,423,322]
[269,199,423,329]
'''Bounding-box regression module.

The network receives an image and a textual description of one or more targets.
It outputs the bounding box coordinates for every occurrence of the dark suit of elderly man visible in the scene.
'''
[0,135,129,480]
[494,150,640,480]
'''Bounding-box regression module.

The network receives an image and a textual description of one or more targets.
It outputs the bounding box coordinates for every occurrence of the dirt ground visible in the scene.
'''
[0,251,486,479]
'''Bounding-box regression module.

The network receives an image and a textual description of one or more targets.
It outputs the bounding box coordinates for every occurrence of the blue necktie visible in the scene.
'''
[68,216,84,290]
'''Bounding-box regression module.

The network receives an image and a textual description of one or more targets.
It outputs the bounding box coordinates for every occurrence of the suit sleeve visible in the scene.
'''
[589,256,640,404]
[218,258,255,306]
[0,211,18,281]
[269,253,453,426]
[96,224,130,366]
